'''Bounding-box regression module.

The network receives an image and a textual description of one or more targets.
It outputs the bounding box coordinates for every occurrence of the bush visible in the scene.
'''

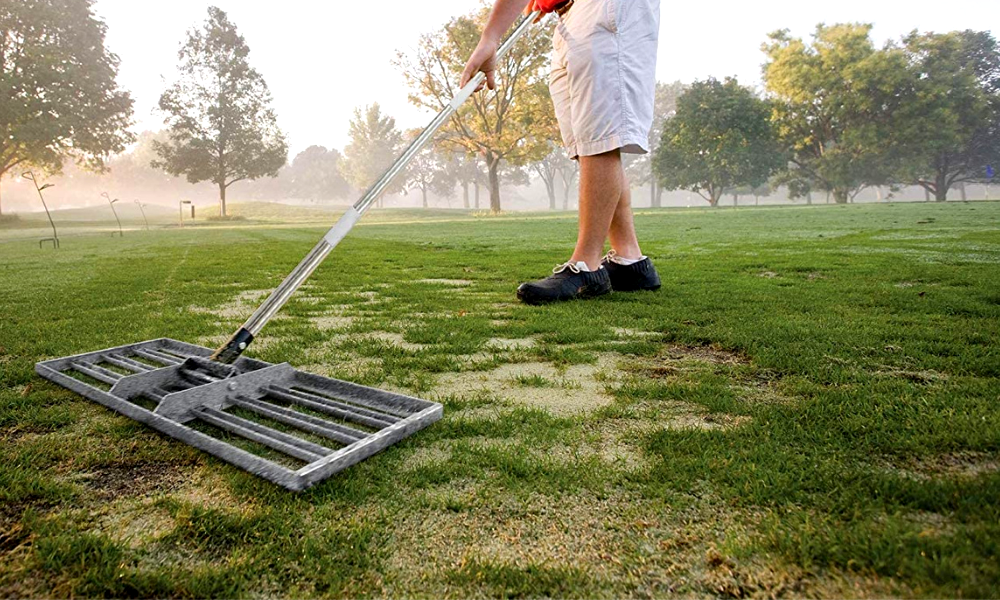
[0,214,21,225]
[205,214,248,222]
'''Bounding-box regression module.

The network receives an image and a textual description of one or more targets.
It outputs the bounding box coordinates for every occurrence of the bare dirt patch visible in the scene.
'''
[79,462,187,500]
[662,344,749,366]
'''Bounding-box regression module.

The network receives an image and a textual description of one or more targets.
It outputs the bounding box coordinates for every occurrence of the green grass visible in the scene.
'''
[1,201,999,597]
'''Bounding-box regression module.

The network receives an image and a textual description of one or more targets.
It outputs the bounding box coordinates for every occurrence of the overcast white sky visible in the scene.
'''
[93,0,999,156]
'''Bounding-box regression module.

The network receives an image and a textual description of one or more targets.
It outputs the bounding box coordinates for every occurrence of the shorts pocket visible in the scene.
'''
[604,0,619,33]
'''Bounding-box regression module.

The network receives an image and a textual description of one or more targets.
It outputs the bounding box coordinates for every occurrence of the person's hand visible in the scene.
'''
[460,37,499,92]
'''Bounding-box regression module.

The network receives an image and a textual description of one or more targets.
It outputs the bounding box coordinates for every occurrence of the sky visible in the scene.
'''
[93,0,1000,156]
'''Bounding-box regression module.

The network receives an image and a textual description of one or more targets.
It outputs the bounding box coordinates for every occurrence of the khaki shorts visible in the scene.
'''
[549,0,661,159]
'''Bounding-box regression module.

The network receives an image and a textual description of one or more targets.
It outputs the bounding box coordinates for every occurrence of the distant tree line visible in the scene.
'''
[654,26,1000,206]
[3,1,997,217]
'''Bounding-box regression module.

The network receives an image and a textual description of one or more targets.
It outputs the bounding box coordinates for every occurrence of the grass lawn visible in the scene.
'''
[1,201,998,598]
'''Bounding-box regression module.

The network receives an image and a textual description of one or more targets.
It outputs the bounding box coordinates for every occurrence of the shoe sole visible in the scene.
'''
[516,286,612,305]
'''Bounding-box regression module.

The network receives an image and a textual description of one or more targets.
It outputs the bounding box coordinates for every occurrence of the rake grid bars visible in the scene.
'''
[35,339,442,491]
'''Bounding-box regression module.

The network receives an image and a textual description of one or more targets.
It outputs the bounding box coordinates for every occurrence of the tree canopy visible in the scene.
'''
[395,7,554,213]
[339,104,404,205]
[0,0,134,214]
[153,6,287,217]
[763,24,915,203]
[654,78,784,206]
[896,30,1000,201]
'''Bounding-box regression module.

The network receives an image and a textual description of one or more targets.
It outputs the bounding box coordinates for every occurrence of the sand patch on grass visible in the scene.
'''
[311,316,355,331]
[189,289,270,319]
[416,279,474,286]
[433,354,622,416]
[364,332,430,352]
[885,451,1000,481]
[483,337,536,351]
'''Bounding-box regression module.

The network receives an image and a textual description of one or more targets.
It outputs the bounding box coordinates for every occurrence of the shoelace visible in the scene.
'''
[552,261,583,274]
[602,249,618,263]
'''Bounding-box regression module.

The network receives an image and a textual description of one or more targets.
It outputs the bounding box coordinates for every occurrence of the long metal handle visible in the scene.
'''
[211,13,541,363]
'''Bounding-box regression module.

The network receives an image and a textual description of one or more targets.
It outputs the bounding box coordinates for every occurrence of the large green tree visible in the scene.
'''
[287,146,351,203]
[395,7,553,213]
[897,30,1000,201]
[0,0,133,215]
[153,7,287,217]
[763,24,913,203]
[339,103,404,206]
[654,78,785,207]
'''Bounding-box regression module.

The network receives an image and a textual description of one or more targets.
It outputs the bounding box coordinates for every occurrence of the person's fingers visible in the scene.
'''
[475,80,485,92]
[460,63,475,88]
[523,0,534,15]
[486,69,496,91]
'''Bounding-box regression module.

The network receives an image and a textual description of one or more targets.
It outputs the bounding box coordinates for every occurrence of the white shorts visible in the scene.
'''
[549,0,660,159]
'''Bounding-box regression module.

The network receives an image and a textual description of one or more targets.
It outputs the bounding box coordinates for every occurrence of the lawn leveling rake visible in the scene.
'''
[35,14,540,492]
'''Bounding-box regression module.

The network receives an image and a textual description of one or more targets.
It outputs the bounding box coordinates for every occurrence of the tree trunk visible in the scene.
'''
[219,183,227,217]
[833,189,849,204]
[650,179,657,208]
[487,156,501,214]
[0,178,4,216]
[934,172,949,202]
[732,193,738,207]
[959,182,967,202]
[422,187,428,208]
[546,178,556,210]
[924,187,931,202]
[655,186,663,208]
[754,194,759,206]
[806,192,812,205]
[462,181,470,209]
[474,181,480,210]
[562,182,570,210]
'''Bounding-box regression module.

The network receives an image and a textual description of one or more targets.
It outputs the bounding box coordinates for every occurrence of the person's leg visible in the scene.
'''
[607,164,643,260]
[569,149,625,271]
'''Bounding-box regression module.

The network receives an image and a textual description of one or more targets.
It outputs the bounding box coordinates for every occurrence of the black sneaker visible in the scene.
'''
[601,251,661,292]
[516,262,612,305]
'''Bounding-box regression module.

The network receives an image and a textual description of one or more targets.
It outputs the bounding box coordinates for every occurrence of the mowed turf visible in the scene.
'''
[1,201,998,598]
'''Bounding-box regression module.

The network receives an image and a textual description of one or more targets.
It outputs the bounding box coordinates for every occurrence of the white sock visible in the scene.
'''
[574,261,592,272]
[610,254,646,266]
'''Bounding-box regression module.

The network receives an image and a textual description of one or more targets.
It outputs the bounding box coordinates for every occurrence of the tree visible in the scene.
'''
[339,104,404,207]
[403,131,456,208]
[559,159,579,210]
[153,7,287,217]
[898,30,1000,201]
[288,146,351,203]
[624,81,686,207]
[763,24,912,204]
[654,78,785,207]
[533,146,561,210]
[450,151,483,209]
[396,7,554,213]
[0,0,133,215]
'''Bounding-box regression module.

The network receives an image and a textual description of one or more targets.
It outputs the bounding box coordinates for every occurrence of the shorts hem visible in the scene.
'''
[571,134,649,159]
